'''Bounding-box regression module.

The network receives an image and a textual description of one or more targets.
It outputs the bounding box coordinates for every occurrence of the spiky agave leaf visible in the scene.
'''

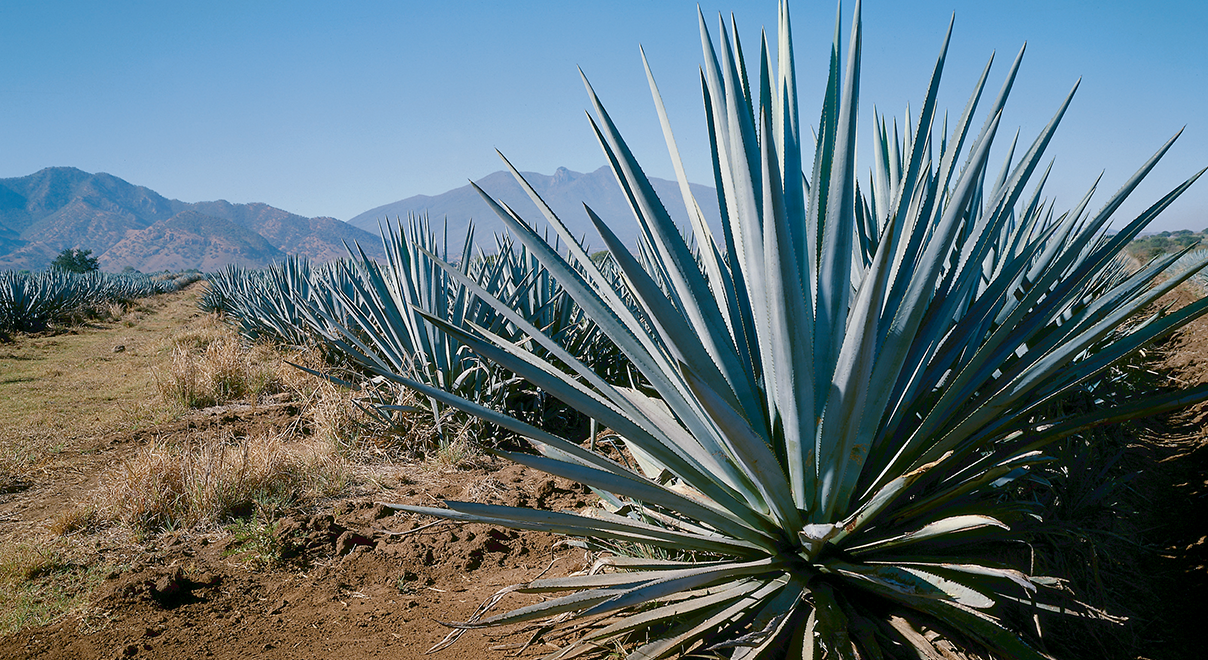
[369,1,1207,658]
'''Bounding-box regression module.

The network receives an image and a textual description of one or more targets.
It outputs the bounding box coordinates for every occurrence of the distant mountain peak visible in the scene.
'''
[552,166,578,185]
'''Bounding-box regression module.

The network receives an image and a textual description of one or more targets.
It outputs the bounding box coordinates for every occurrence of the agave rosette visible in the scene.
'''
[335,1,1208,657]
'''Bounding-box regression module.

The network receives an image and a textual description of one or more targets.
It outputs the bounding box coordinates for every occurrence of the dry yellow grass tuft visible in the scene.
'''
[305,380,428,463]
[155,318,284,409]
[95,430,351,533]
[49,506,100,536]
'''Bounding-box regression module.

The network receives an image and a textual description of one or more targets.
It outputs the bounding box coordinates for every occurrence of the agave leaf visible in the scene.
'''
[846,514,1010,556]
[888,451,1049,525]
[577,556,787,619]
[872,561,1037,595]
[813,0,861,413]
[884,14,952,254]
[1018,381,1208,450]
[627,577,791,660]
[828,562,995,609]
[489,448,778,550]
[811,582,858,660]
[853,577,1054,660]
[414,305,724,487]
[451,585,631,629]
[469,180,755,494]
[585,204,745,419]
[907,133,1191,468]
[679,360,802,531]
[580,578,764,646]
[858,107,1006,494]
[582,71,764,431]
[758,70,817,513]
[728,573,809,660]
[357,362,767,539]
[917,248,1208,467]
[819,206,895,519]
[641,47,737,344]
[592,555,731,571]
[831,451,952,545]
[389,501,760,557]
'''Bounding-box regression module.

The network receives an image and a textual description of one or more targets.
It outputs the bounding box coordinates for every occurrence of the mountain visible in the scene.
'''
[348,166,722,249]
[99,210,287,272]
[189,201,377,263]
[0,165,724,272]
[0,167,384,272]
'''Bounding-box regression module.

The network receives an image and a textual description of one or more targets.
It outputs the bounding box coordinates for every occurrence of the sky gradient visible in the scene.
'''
[2,0,1204,232]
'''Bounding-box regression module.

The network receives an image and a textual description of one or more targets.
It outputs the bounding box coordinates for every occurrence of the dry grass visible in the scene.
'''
[155,320,284,409]
[49,506,100,536]
[94,430,351,534]
[311,382,439,462]
[277,347,453,464]
[100,314,477,535]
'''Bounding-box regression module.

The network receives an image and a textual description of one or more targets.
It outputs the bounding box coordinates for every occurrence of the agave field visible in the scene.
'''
[191,0,1208,657]
[8,1,1201,659]
[294,1,1202,658]
[1168,248,1208,290]
[0,269,202,335]
[203,216,627,442]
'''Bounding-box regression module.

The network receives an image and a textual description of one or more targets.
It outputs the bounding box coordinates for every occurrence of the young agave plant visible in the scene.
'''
[365,1,1207,657]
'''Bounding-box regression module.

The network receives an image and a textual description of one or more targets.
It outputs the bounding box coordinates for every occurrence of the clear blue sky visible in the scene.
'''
[1,1,1204,231]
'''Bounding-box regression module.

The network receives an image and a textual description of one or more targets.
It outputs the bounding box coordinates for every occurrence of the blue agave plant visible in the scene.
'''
[329,1,1205,657]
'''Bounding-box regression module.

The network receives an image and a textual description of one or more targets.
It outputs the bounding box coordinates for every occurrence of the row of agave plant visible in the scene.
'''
[201,215,629,435]
[306,1,1206,658]
[1169,248,1208,290]
[0,269,202,333]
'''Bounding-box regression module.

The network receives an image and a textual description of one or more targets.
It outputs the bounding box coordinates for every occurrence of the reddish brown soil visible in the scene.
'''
[2,423,591,660]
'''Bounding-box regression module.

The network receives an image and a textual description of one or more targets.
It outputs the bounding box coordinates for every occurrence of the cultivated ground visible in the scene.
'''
[0,282,1205,660]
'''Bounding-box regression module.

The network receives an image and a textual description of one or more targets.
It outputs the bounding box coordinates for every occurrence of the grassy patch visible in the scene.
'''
[49,505,101,537]
[0,286,201,479]
[0,541,112,636]
[301,377,448,463]
[222,518,285,568]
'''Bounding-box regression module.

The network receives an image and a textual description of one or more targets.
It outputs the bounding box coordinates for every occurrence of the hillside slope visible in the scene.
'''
[99,210,287,271]
[0,168,383,271]
[349,166,722,249]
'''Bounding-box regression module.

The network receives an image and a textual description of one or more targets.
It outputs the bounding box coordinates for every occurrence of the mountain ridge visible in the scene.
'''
[349,166,722,249]
[0,165,724,272]
[0,167,385,271]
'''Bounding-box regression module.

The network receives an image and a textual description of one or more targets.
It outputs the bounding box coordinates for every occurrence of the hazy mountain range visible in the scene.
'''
[0,165,721,272]
[350,166,722,250]
[0,168,385,272]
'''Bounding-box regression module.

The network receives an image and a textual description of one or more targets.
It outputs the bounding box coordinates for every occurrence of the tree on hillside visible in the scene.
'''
[51,248,100,273]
